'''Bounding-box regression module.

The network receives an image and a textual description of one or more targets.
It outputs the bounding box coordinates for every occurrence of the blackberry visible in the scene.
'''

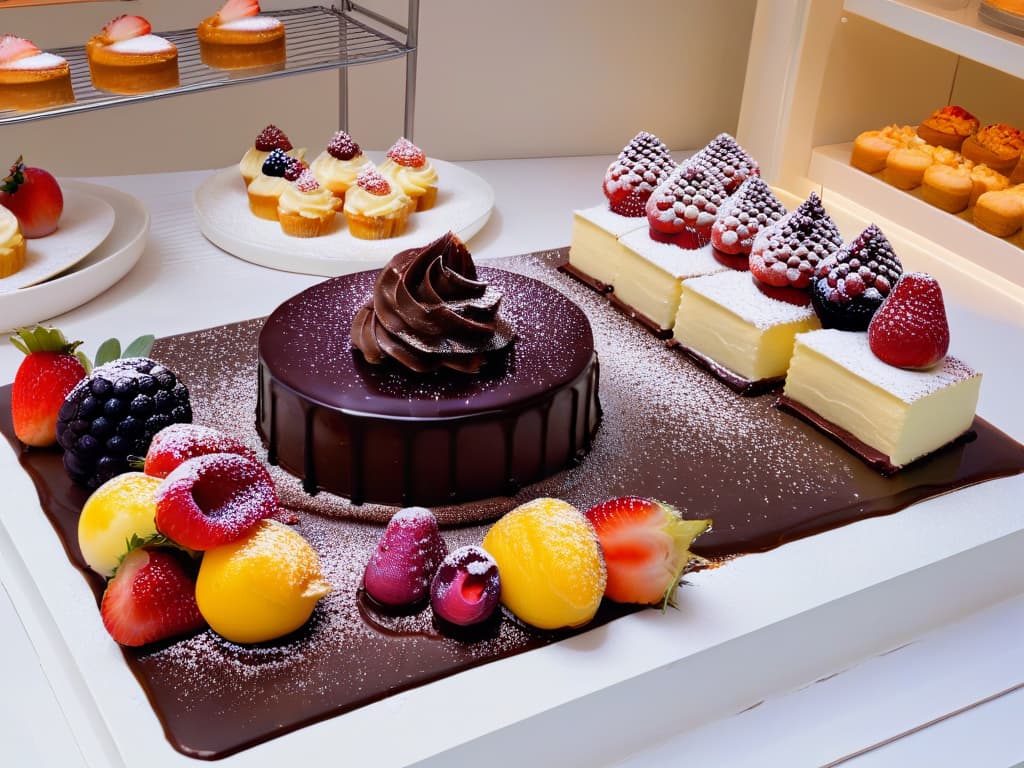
[261,148,290,178]
[811,224,903,331]
[56,358,192,489]
[690,133,759,194]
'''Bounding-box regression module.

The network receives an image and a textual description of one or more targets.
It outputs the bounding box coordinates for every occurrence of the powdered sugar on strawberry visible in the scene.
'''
[386,137,425,168]
[295,169,321,192]
[357,167,391,195]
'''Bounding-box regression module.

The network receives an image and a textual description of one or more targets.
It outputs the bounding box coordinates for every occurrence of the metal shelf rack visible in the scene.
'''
[0,2,421,138]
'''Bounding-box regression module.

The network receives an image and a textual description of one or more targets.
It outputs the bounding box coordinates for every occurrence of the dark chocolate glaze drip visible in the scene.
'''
[2,250,1023,761]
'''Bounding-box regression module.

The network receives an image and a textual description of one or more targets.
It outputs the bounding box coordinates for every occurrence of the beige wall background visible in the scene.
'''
[1,0,756,175]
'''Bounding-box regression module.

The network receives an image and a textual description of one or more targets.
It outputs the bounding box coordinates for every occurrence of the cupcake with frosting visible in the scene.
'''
[278,169,341,237]
[343,166,413,239]
[239,124,304,185]
[378,137,439,211]
[247,148,299,220]
[310,130,371,201]
[0,206,26,278]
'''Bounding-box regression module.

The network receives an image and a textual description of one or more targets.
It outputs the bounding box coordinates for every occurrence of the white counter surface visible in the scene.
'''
[1,157,1023,768]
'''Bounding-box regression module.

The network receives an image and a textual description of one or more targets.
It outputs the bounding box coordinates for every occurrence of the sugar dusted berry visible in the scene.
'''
[645,162,728,241]
[0,35,41,64]
[811,224,903,331]
[363,507,447,608]
[356,166,391,196]
[868,272,950,369]
[217,0,260,24]
[295,168,320,192]
[603,131,677,217]
[326,130,361,161]
[155,453,277,551]
[254,124,292,152]
[385,137,425,168]
[261,148,290,178]
[144,423,254,478]
[430,545,500,627]
[283,156,305,181]
[749,192,842,289]
[710,176,786,257]
[689,133,759,194]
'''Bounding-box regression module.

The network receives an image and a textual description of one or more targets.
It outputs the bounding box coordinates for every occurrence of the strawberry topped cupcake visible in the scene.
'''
[239,124,304,185]
[342,166,413,239]
[0,35,74,112]
[309,130,370,200]
[378,137,439,211]
[86,15,179,95]
[277,169,341,237]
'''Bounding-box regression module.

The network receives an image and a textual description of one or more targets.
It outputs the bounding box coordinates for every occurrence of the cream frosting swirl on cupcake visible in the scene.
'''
[239,124,301,180]
[378,137,437,197]
[343,167,413,217]
[0,207,24,255]
[310,130,370,195]
[248,172,288,199]
[279,170,340,219]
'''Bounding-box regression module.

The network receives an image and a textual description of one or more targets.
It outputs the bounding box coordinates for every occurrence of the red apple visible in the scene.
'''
[0,155,63,238]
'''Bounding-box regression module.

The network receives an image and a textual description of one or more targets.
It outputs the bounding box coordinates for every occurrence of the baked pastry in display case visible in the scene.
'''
[86,15,179,95]
[0,35,73,112]
[196,0,286,70]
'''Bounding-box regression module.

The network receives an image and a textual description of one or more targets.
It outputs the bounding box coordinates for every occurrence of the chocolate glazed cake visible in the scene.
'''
[257,234,601,507]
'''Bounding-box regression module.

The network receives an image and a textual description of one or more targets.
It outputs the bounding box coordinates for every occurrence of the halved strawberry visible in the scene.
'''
[103,15,152,43]
[0,35,41,64]
[867,272,950,369]
[100,548,205,647]
[10,326,89,448]
[584,497,710,608]
[143,423,255,478]
[217,0,261,23]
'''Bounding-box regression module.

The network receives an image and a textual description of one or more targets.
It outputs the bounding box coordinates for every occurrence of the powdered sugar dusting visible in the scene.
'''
[796,329,979,403]
[1,52,66,70]
[684,270,817,329]
[575,204,649,237]
[107,34,175,54]
[618,229,728,279]
[220,16,282,31]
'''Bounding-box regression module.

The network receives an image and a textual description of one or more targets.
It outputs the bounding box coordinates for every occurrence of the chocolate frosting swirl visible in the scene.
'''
[351,232,515,373]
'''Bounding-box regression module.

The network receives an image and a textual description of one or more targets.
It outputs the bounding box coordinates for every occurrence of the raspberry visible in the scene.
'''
[261,148,290,178]
[283,157,305,181]
[810,224,903,330]
[295,169,320,192]
[385,137,425,168]
[749,192,842,289]
[689,133,759,194]
[254,125,292,152]
[602,132,677,217]
[327,130,361,161]
[645,161,727,239]
[356,167,391,195]
[56,358,192,489]
[710,176,786,257]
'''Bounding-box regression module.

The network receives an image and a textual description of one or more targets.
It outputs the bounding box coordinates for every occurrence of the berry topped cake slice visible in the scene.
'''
[688,132,759,194]
[568,131,676,291]
[782,273,981,472]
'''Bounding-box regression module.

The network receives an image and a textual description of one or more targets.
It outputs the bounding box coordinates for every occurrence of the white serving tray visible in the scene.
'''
[194,155,495,276]
[0,189,1022,768]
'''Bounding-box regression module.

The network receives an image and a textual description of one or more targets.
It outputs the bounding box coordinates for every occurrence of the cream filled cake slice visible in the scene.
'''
[781,330,981,472]
[566,204,648,290]
[672,270,820,394]
[610,229,727,334]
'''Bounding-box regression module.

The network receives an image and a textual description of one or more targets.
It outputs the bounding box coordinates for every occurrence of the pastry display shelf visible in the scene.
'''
[0,4,415,129]
[810,141,1024,287]
[844,0,1024,80]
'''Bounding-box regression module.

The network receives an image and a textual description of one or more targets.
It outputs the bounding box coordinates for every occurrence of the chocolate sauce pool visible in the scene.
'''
[2,249,1022,760]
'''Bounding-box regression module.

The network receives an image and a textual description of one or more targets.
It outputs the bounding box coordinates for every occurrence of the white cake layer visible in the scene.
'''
[673,272,820,382]
[567,205,645,287]
[785,330,982,467]
[613,231,728,330]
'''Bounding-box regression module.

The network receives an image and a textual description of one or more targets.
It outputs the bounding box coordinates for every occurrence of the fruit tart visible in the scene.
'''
[197,0,286,70]
[378,137,439,212]
[0,35,74,112]
[87,15,179,95]
[309,130,370,200]
[0,205,26,278]
[342,166,413,239]
[277,169,341,237]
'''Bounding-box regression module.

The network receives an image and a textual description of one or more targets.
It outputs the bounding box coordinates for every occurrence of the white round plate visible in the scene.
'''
[0,189,115,293]
[194,154,495,276]
[0,180,149,332]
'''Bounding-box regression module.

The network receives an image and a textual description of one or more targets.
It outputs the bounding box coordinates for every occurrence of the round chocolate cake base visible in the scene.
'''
[257,267,600,507]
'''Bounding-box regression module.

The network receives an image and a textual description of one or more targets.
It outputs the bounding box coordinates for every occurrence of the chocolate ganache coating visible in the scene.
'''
[352,232,515,373]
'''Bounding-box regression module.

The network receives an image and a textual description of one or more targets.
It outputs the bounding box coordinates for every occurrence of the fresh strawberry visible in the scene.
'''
[155,453,277,550]
[254,124,292,152]
[0,35,41,64]
[10,326,89,447]
[217,0,261,23]
[385,137,425,168]
[100,548,205,647]
[102,15,152,43]
[584,496,710,608]
[603,132,677,217]
[356,166,391,196]
[868,272,950,369]
[363,507,448,608]
[1,156,63,238]
[143,423,254,478]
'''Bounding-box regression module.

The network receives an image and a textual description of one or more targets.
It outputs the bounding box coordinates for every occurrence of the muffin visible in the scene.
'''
[378,137,439,211]
[973,187,1024,238]
[309,131,370,200]
[0,35,74,112]
[961,123,1024,175]
[247,148,296,221]
[239,124,303,185]
[969,164,1009,207]
[343,166,414,239]
[0,206,26,279]
[916,105,979,151]
[851,130,900,174]
[197,0,285,70]
[884,147,932,190]
[277,169,341,237]
[86,15,179,95]
[921,163,973,213]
